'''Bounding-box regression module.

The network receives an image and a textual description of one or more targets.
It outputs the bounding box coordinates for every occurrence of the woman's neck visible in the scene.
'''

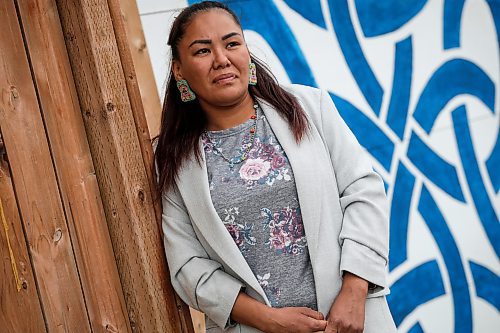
[201,93,256,131]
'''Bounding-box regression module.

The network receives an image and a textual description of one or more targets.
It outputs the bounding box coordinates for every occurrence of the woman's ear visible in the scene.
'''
[172,60,183,81]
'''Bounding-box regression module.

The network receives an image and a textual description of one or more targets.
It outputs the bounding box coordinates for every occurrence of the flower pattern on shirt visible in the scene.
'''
[202,129,292,190]
[257,272,281,307]
[261,207,307,255]
[239,135,292,188]
[221,207,256,253]
[202,115,316,309]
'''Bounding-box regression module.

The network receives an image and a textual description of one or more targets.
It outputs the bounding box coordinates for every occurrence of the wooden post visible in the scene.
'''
[0,1,91,331]
[117,0,162,138]
[14,0,133,332]
[0,131,47,333]
[55,0,194,331]
[115,2,205,331]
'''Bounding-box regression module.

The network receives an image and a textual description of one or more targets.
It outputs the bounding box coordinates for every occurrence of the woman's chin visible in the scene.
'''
[206,89,249,107]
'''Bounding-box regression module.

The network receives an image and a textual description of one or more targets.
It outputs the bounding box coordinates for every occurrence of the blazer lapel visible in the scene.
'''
[258,98,322,265]
[176,143,268,302]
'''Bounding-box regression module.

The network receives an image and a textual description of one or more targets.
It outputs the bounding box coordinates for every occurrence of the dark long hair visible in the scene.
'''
[154,1,309,195]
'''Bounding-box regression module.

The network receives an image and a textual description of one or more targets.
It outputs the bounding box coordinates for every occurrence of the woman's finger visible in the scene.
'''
[306,317,328,332]
[300,307,324,320]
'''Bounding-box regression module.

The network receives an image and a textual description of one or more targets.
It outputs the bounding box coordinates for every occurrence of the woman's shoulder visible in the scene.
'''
[280,84,326,126]
[281,83,323,105]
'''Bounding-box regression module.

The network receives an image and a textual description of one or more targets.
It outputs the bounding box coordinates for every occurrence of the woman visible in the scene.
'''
[155,1,397,332]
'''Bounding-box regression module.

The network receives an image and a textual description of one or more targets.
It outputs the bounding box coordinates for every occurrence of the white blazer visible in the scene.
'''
[160,84,397,332]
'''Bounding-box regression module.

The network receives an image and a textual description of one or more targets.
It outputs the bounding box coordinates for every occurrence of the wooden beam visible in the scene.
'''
[115,3,208,331]
[15,0,132,332]
[0,1,91,331]
[0,131,47,333]
[190,308,207,333]
[55,0,194,331]
[107,2,195,330]
[109,1,198,331]
[117,0,162,138]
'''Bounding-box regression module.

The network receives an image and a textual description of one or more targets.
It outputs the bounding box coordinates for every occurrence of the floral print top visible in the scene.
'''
[202,107,317,309]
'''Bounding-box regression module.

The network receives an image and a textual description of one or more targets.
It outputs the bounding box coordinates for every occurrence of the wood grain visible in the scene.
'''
[118,0,162,138]
[15,0,133,332]
[0,131,47,333]
[55,0,193,331]
[109,0,195,331]
[0,1,91,331]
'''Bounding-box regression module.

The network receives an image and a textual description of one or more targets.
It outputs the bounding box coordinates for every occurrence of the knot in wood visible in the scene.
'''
[10,86,19,100]
[137,189,145,202]
[53,228,62,243]
[104,323,118,332]
[106,102,115,113]
[138,42,146,52]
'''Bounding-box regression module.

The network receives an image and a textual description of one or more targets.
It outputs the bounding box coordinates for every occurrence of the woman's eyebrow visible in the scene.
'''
[189,39,211,48]
[221,32,240,40]
[188,32,241,48]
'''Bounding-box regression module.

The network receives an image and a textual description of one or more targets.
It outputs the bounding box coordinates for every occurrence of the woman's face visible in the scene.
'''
[172,10,251,108]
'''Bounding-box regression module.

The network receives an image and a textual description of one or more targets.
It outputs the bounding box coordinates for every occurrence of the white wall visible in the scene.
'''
[138,1,500,332]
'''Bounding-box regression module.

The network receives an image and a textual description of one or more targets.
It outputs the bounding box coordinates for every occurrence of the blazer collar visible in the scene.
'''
[176,97,323,303]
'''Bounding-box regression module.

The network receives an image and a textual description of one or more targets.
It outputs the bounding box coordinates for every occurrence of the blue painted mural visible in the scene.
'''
[184,0,499,331]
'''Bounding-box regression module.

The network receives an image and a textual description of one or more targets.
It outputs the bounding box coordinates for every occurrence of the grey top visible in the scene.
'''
[202,107,317,309]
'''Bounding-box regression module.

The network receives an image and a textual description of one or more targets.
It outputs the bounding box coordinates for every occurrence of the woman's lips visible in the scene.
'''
[213,73,236,84]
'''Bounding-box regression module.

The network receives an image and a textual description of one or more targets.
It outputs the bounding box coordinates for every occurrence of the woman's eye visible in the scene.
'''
[195,48,210,55]
[227,41,240,48]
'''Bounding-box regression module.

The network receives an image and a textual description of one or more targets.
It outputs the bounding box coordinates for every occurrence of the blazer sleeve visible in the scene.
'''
[155,156,244,329]
[317,89,389,289]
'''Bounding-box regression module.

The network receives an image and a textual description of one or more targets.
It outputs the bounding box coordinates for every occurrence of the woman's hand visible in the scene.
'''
[325,272,368,333]
[265,306,328,333]
[231,292,326,333]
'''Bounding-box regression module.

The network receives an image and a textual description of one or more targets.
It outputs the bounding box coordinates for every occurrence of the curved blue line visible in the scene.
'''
[486,0,500,47]
[452,106,500,257]
[355,0,428,37]
[413,59,496,134]
[389,162,415,271]
[189,0,317,87]
[329,92,394,171]
[469,261,500,311]
[486,133,500,193]
[283,0,326,28]
[443,0,465,49]
[407,132,465,202]
[387,260,445,327]
[327,0,384,115]
[408,322,425,333]
[387,36,413,139]
[418,186,473,333]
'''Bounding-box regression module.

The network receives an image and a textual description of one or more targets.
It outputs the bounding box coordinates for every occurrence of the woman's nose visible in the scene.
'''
[212,48,230,69]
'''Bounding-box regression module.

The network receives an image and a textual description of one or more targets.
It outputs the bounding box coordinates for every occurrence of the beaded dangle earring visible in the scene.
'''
[248,62,257,85]
[176,79,196,102]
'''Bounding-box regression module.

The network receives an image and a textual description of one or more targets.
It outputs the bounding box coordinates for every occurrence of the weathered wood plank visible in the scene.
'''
[15,0,132,332]
[0,1,91,332]
[190,308,207,333]
[55,0,192,331]
[117,0,162,138]
[108,1,195,331]
[0,131,47,333]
